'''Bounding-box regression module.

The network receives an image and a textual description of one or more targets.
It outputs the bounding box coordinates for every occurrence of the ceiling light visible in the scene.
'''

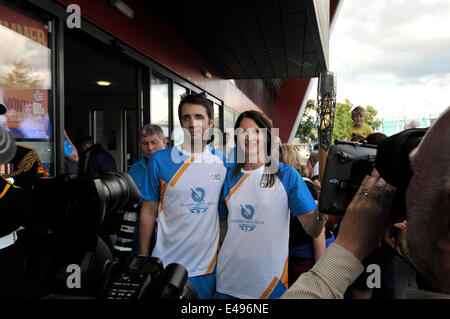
[110,0,134,19]
[96,81,111,86]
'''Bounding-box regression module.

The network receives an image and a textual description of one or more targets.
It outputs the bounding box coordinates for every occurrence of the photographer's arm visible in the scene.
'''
[139,200,158,256]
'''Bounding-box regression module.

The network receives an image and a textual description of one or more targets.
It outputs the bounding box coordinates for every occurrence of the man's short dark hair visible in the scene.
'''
[79,136,94,146]
[177,92,214,125]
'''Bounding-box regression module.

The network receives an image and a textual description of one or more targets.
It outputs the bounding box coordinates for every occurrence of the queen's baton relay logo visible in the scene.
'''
[240,204,255,219]
[230,203,264,232]
[181,187,214,214]
[191,187,205,202]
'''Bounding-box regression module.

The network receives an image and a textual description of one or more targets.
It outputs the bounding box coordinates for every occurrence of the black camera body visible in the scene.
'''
[318,140,377,217]
[102,255,198,300]
[319,128,428,222]
[0,168,197,299]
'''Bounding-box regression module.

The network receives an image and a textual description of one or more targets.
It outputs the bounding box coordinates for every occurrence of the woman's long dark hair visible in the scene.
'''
[232,110,281,188]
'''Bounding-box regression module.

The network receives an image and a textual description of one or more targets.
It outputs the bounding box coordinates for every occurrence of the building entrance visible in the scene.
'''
[64,33,139,173]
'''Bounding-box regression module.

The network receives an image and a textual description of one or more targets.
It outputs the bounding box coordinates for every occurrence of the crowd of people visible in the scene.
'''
[136,97,449,300]
[0,94,449,300]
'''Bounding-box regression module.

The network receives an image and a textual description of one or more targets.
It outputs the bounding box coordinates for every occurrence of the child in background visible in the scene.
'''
[346,106,373,140]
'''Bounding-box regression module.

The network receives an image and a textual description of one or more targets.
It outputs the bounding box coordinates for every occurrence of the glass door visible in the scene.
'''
[123,108,137,171]
[150,71,169,139]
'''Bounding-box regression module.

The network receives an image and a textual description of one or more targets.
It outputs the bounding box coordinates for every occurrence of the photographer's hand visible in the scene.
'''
[393,220,407,257]
[334,168,396,261]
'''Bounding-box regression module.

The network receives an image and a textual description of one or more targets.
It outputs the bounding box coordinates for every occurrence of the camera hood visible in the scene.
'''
[376,128,428,189]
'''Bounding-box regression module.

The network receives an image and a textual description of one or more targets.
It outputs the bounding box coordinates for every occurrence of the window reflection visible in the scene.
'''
[224,106,235,130]
[172,83,188,145]
[213,102,221,149]
[92,110,104,146]
[224,106,238,146]
[0,7,51,139]
[150,72,169,139]
[0,4,53,172]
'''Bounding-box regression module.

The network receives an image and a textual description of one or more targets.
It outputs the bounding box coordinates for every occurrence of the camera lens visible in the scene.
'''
[376,128,427,189]
[97,172,141,213]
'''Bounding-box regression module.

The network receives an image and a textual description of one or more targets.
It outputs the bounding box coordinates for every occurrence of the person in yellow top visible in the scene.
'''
[346,106,374,140]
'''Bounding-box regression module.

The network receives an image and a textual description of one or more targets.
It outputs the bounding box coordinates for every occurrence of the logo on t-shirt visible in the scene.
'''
[230,203,264,232]
[181,186,214,215]
[240,204,255,219]
[191,187,206,202]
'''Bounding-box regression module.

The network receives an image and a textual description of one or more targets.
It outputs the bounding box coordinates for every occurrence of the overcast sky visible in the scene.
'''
[310,0,450,120]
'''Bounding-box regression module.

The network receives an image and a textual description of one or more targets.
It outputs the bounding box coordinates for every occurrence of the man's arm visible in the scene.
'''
[66,147,79,162]
[139,200,158,256]
[64,130,79,162]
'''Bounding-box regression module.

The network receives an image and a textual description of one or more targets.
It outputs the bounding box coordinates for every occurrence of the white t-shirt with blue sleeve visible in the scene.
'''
[216,162,316,299]
[141,145,227,277]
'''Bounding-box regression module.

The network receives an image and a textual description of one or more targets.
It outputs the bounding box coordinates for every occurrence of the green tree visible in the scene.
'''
[331,100,382,141]
[365,105,382,130]
[296,99,318,143]
[332,99,353,140]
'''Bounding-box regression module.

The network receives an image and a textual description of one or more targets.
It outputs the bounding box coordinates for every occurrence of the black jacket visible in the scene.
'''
[82,144,117,178]
[0,144,43,236]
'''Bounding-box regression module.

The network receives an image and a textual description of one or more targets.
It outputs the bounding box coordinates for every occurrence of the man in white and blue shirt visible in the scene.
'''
[139,93,227,299]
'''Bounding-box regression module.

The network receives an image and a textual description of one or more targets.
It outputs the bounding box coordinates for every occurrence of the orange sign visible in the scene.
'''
[0,4,48,46]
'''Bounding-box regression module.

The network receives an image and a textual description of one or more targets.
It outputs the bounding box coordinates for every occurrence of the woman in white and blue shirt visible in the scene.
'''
[216,110,326,299]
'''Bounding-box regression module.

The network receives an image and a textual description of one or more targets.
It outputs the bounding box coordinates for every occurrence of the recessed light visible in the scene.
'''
[96,81,111,86]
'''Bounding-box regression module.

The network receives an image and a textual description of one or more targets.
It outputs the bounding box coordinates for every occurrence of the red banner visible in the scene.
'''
[0,4,48,46]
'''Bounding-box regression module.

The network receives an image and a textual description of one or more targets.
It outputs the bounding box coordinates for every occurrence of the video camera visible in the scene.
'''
[23,173,198,299]
[0,126,197,299]
[319,128,428,222]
